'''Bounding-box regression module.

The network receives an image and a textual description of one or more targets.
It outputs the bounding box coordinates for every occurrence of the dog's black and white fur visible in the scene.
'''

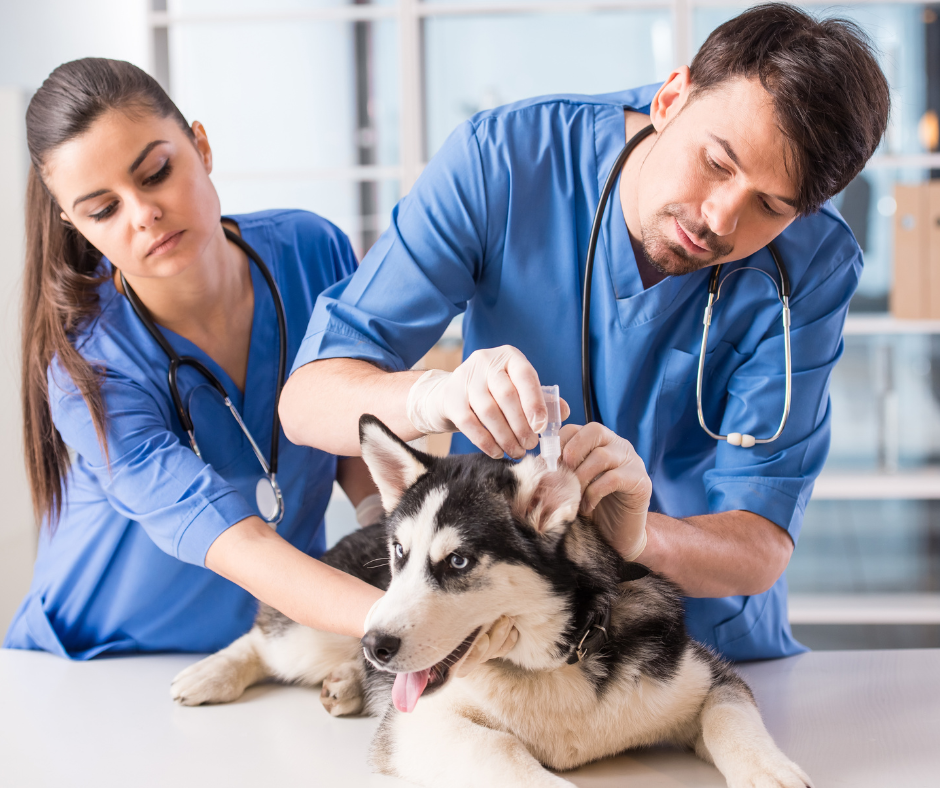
[171,415,811,788]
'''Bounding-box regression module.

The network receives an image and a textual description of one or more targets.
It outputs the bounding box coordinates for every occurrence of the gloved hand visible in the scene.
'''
[406,346,568,460]
[454,615,518,678]
[559,423,651,562]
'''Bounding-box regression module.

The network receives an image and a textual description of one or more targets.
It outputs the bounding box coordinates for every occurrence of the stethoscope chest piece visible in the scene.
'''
[256,476,284,527]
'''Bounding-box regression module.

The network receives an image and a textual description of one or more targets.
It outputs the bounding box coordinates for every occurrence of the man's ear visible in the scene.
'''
[359,415,431,513]
[511,455,581,538]
[649,66,692,132]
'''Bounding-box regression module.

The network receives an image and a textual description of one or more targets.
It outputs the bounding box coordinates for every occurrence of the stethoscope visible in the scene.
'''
[581,124,792,448]
[120,226,288,525]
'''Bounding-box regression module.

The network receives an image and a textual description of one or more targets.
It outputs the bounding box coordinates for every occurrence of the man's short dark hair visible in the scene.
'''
[689,2,890,216]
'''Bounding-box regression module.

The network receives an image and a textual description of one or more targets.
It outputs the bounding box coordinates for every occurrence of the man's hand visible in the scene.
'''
[453,615,518,678]
[560,423,652,561]
[407,345,569,459]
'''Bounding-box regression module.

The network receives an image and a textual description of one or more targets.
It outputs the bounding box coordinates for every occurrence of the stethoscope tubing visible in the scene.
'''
[581,124,656,425]
[581,123,792,446]
[119,226,288,519]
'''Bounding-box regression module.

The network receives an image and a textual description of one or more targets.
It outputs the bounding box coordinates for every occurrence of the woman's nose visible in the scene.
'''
[128,194,161,230]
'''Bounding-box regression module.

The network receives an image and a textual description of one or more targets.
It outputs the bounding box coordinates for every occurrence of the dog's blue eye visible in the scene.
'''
[394,543,404,559]
[449,553,469,570]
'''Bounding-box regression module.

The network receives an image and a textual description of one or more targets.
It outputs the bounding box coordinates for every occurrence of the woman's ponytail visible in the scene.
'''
[22,167,107,528]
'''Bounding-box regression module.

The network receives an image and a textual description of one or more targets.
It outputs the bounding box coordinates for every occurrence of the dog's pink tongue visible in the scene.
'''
[392,669,431,713]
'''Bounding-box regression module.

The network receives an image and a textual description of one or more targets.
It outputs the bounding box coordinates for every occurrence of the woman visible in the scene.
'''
[3,58,386,659]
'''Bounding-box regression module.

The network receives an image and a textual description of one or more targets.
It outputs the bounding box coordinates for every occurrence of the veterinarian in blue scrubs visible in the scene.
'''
[3,59,385,659]
[279,7,890,661]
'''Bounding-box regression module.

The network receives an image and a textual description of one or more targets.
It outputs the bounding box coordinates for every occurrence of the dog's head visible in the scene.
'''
[358,414,627,710]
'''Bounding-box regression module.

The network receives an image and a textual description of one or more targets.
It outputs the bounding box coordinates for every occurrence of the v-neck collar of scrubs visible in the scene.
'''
[594,105,707,331]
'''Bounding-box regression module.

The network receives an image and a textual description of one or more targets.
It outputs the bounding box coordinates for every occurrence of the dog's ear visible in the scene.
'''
[359,415,431,512]
[511,455,581,537]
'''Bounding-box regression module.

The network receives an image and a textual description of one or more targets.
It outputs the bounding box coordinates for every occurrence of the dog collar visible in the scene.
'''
[566,561,650,665]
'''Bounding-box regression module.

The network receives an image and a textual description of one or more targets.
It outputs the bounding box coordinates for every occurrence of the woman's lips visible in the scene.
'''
[673,219,709,254]
[147,230,184,257]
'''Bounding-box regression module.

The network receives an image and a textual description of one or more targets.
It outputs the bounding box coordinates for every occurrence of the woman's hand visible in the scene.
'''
[559,423,652,561]
[406,345,569,459]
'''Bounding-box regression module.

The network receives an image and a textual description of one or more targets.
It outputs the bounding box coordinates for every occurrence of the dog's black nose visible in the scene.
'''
[362,631,401,664]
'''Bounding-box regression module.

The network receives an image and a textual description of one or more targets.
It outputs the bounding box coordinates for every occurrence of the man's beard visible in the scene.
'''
[639,205,733,276]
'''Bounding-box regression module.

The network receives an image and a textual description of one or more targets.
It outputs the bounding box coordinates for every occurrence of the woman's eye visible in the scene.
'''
[394,543,404,559]
[91,202,117,222]
[449,553,469,570]
[144,160,172,186]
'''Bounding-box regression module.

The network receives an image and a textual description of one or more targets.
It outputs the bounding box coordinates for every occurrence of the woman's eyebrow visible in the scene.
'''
[72,140,170,209]
[129,140,168,173]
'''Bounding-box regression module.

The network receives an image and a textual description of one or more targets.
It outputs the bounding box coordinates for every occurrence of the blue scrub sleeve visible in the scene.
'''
[291,121,493,374]
[704,234,862,542]
[48,363,256,566]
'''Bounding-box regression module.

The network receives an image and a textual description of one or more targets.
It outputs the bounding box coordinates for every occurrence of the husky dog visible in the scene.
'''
[172,415,811,788]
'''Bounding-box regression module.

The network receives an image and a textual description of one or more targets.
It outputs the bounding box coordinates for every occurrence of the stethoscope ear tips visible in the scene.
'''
[726,432,756,448]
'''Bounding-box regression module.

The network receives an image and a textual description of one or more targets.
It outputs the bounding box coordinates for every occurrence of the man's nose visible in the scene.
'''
[362,631,401,665]
[701,184,745,237]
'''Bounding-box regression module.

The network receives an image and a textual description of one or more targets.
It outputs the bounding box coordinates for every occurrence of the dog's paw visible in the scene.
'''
[320,661,364,717]
[171,651,256,706]
[728,754,813,788]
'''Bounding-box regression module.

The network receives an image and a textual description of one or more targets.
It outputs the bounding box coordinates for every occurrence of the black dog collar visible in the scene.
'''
[566,561,651,665]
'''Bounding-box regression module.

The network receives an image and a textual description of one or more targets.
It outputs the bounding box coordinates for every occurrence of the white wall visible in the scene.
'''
[0,1,150,635]
[0,0,149,91]
[0,88,33,635]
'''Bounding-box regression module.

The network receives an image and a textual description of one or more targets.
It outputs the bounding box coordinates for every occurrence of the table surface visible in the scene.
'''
[1,648,938,788]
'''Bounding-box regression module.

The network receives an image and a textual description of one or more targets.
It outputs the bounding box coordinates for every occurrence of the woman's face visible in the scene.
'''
[42,108,222,280]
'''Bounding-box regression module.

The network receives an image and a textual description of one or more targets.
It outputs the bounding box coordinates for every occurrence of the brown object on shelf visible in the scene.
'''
[892,184,930,319]
[929,181,940,318]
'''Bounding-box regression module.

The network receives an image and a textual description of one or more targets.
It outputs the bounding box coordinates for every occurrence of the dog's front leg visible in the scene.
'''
[695,679,812,788]
[377,704,574,788]
[171,629,270,706]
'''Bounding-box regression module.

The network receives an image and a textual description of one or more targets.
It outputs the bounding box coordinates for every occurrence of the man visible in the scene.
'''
[281,4,890,660]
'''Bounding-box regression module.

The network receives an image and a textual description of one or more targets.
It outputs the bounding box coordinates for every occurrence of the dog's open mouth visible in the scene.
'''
[391,626,482,713]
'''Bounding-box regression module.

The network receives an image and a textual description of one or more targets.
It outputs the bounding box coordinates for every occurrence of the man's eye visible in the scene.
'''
[91,202,117,222]
[449,553,469,570]
[760,197,781,217]
[706,154,727,174]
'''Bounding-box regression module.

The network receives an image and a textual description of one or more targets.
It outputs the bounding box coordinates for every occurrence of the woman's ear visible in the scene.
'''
[59,211,73,227]
[191,121,213,175]
[649,66,692,132]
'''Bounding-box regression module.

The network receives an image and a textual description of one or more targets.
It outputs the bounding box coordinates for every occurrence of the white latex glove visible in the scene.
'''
[454,616,518,678]
[355,493,385,527]
[406,346,568,460]
[560,423,652,562]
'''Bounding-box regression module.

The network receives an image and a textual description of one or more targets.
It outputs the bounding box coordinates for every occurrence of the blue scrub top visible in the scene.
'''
[4,210,357,660]
[294,85,862,662]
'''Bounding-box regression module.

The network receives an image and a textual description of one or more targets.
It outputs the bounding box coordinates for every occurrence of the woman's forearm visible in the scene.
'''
[205,516,383,638]
[280,358,423,455]
[640,510,794,598]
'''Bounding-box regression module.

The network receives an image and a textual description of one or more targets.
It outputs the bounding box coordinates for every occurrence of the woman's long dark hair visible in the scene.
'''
[23,58,193,529]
